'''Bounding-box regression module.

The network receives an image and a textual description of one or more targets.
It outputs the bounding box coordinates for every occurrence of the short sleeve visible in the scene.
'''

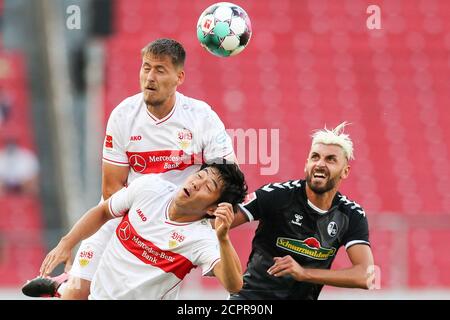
[239,184,281,222]
[102,108,129,166]
[108,175,149,218]
[191,231,221,277]
[342,210,370,250]
[108,187,132,218]
[201,109,235,161]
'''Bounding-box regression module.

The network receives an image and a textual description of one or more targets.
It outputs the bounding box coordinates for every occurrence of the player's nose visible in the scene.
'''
[146,69,157,81]
[316,157,326,167]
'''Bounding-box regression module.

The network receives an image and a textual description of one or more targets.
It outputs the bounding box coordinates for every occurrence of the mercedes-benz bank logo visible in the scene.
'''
[129,154,147,173]
[118,221,131,240]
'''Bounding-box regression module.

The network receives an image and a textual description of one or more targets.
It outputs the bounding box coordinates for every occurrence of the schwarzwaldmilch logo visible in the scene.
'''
[276,237,336,260]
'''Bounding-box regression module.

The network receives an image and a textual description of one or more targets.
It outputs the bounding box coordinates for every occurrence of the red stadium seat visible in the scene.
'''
[102,0,450,291]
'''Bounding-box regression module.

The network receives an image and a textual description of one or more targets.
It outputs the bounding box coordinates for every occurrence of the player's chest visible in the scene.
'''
[273,208,347,258]
[125,120,199,152]
[126,208,204,252]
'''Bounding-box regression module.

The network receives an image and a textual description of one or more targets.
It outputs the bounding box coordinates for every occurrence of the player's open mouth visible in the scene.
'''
[313,172,327,180]
[184,188,190,197]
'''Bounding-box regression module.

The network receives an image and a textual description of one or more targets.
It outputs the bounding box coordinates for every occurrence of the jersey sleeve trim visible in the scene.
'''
[238,204,254,222]
[345,240,370,250]
[221,150,234,159]
[102,157,129,166]
[202,257,221,277]
[108,198,121,218]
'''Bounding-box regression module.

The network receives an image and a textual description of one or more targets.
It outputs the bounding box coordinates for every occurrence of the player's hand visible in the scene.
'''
[213,203,234,241]
[267,255,306,281]
[39,240,72,277]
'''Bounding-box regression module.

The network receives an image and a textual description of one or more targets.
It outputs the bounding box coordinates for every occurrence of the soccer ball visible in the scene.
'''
[196,2,252,57]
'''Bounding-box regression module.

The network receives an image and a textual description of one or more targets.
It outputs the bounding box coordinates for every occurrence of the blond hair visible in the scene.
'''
[311,122,354,161]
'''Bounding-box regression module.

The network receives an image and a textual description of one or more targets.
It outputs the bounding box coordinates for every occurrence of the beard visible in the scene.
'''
[305,171,340,194]
[143,91,164,107]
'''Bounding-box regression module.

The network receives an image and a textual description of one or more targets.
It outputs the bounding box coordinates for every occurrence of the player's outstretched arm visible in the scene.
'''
[212,203,243,293]
[39,200,114,277]
[267,244,375,289]
[102,162,129,200]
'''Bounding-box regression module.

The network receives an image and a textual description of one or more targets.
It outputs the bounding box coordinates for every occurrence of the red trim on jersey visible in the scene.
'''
[164,199,194,226]
[109,197,129,217]
[126,150,201,174]
[146,110,158,122]
[116,215,197,280]
[102,157,129,165]
[203,257,221,276]
[160,279,182,299]
[221,150,234,159]
[109,198,120,217]
[145,104,177,125]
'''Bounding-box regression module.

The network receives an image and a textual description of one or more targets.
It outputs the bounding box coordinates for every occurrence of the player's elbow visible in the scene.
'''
[356,277,370,290]
[102,184,122,200]
[354,265,373,290]
[225,278,243,294]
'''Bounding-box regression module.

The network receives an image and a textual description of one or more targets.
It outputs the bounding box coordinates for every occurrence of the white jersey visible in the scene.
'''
[70,91,234,282]
[102,91,234,186]
[90,175,221,300]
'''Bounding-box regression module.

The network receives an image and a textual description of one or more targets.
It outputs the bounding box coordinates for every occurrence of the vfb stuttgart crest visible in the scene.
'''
[177,128,193,150]
[78,245,94,267]
[169,231,186,249]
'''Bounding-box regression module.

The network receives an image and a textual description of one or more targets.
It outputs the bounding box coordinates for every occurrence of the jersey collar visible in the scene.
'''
[300,180,341,215]
[164,198,196,226]
[145,92,179,125]
[307,199,328,215]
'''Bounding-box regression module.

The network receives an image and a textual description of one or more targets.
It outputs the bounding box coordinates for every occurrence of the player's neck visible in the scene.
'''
[146,95,176,120]
[168,200,203,223]
[305,186,337,212]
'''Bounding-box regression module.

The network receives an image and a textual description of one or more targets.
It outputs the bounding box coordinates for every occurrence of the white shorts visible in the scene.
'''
[69,218,120,281]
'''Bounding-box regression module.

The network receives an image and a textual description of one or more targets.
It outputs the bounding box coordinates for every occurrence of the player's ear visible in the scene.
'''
[177,69,185,86]
[341,164,350,179]
[205,205,218,217]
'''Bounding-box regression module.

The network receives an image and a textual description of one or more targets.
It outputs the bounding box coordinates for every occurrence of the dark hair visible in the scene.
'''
[201,159,248,212]
[141,38,186,69]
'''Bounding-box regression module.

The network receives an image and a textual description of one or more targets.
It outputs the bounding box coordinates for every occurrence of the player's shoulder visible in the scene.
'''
[177,92,215,116]
[196,218,215,233]
[191,219,217,243]
[109,92,143,118]
[130,174,176,195]
[255,179,304,202]
[336,193,367,219]
[258,179,304,194]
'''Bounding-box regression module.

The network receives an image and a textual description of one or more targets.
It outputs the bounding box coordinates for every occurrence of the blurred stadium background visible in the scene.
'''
[0,0,449,299]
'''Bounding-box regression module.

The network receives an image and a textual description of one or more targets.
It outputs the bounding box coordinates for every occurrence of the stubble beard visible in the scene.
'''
[305,172,340,195]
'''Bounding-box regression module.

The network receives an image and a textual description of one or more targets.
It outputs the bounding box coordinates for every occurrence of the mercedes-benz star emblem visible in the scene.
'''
[129,154,147,173]
[118,221,131,240]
